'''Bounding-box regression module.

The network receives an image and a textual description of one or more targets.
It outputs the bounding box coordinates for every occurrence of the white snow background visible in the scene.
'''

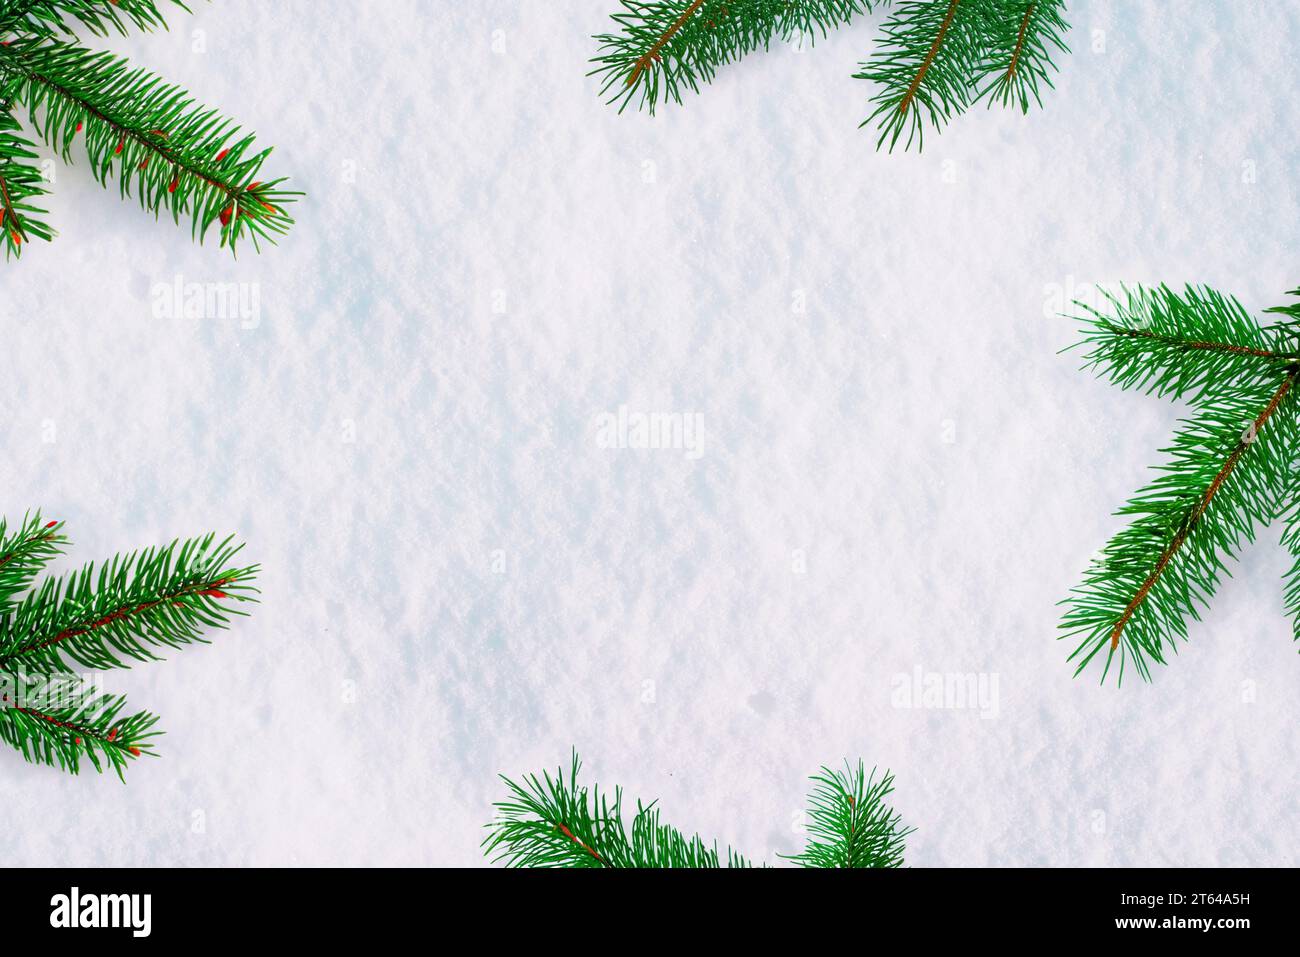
[1,0,1298,867]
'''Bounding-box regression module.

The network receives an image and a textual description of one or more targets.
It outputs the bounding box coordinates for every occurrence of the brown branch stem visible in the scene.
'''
[1006,2,1035,78]
[0,575,233,666]
[0,45,248,204]
[5,704,139,755]
[899,0,961,115]
[0,525,55,573]
[1119,326,1284,360]
[626,0,707,86]
[557,822,605,863]
[0,172,26,242]
[1110,371,1298,649]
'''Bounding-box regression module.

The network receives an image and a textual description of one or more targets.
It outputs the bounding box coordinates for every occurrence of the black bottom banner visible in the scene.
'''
[0,867,1280,943]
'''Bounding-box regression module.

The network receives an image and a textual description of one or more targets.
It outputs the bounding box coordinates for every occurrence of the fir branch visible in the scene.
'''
[856,0,1071,150]
[483,751,753,868]
[1277,472,1300,647]
[0,513,258,778]
[856,0,990,151]
[0,532,258,674]
[0,105,54,256]
[1267,290,1300,648]
[626,0,705,88]
[897,0,961,118]
[592,0,878,115]
[0,37,297,255]
[980,0,1069,113]
[782,762,912,868]
[1066,285,1299,403]
[1107,372,1296,651]
[0,0,185,38]
[593,0,1072,146]
[485,752,911,868]
[1061,285,1300,685]
[0,684,158,779]
[0,511,64,614]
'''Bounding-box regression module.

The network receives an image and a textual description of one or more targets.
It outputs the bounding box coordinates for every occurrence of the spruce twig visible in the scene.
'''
[0,0,184,38]
[592,1,1072,149]
[1109,372,1297,651]
[781,762,913,868]
[626,0,706,88]
[0,0,298,257]
[980,0,1069,112]
[0,511,259,778]
[0,104,53,255]
[483,751,912,868]
[592,0,880,116]
[1061,285,1300,685]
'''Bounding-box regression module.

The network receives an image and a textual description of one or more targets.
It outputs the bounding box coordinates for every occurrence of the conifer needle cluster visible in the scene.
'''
[0,511,258,778]
[1061,285,1300,685]
[0,0,298,259]
[484,752,912,868]
[591,0,1070,150]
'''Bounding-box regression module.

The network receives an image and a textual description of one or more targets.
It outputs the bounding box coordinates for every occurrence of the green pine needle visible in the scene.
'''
[0,511,65,614]
[0,682,160,780]
[592,1,1071,149]
[1066,285,1295,403]
[1277,470,1300,647]
[591,0,880,116]
[0,1,298,257]
[979,0,1069,113]
[0,106,54,257]
[857,0,988,151]
[483,751,753,867]
[1061,285,1300,685]
[782,762,913,868]
[484,751,911,868]
[856,0,1069,151]
[0,511,258,778]
[0,0,186,38]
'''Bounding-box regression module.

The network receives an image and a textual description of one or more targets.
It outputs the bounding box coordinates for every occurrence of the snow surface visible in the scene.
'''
[2,0,1299,867]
